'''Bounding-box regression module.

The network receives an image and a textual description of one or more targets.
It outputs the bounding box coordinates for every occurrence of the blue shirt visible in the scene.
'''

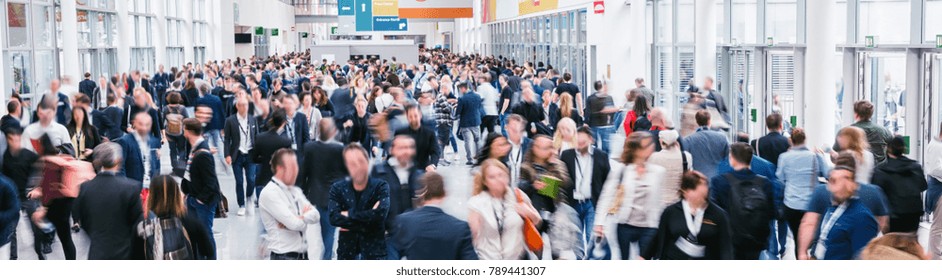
[776,147,831,211]
[818,198,878,260]
[682,127,730,179]
[197,94,225,130]
[808,184,889,217]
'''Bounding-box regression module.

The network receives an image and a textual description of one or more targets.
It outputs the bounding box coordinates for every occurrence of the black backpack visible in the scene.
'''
[724,173,773,250]
[633,112,652,132]
[140,213,194,260]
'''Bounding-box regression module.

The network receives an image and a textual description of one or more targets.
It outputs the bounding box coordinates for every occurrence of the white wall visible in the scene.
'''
[231,0,296,56]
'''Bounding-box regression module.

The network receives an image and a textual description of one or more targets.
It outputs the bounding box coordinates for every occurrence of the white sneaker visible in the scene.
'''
[237,207,246,216]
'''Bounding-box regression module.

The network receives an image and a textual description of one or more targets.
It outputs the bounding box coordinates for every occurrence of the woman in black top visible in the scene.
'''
[643,171,733,260]
[312,86,335,117]
[66,106,102,161]
[182,78,199,108]
[140,175,215,260]
[341,96,371,151]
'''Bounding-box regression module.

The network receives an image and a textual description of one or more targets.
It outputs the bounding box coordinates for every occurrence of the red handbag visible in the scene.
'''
[514,188,543,254]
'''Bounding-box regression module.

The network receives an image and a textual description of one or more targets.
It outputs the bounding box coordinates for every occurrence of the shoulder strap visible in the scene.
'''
[678,139,689,172]
[811,152,819,189]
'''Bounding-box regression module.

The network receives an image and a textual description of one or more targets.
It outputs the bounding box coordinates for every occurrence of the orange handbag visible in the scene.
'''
[514,188,543,254]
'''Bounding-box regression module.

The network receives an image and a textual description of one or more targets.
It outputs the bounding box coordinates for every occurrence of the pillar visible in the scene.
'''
[804,0,837,147]
[116,0,131,73]
[59,0,81,79]
[154,0,167,69]
[183,0,195,65]
[694,0,717,85]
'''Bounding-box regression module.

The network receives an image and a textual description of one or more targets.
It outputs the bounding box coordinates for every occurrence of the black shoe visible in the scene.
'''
[466,161,474,166]
[41,242,52,254]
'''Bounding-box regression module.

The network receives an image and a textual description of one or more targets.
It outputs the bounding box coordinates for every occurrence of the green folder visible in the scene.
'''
[537,175,562,200]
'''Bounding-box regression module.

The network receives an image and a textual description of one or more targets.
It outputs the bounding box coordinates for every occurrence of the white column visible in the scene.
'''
[154,0,167,69]
[804,0,837,147]
[116,0,131,73]
[694,0,717,84]
[0,16,5,114]
[183,0,195,64]
[59,0,81,79]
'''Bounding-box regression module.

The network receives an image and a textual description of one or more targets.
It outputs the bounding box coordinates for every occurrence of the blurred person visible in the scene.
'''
[478,73,501,134]
[1,100,22,133]
[594,132,666,260]
[329,143,390,260]
[259,149,320,260]
[649,130,693,208]
[871,136,926,233]
[252,111,294,204]
[512,88,547,138]
[22,97,71,154]
[95,92,124,141]
[138,175,215,260]
[32,135,77,259]
[679,87,704,137]
[281,94,310,151]
[394,104,440,172]
[181,118,222,251]
[162,92,189,175]
[299,91,324,141]
[66,106,102,161]
[392,172,478,260]
[3,127,45,260]
[468,159,542,260]
[860,233,928,260]
[831,126,874,184]
[433,85,458,165]
[926,123,942,215]
[72,142,143,260]
[455,82,483,165]
[624,94,651,136]
[299,118,348,260]
[776,128,830,257]
[708,143,775,260]
[121,88,161,139]
[373,135,424,260]
[197,83,226,162]
[681,110,730,179]
[505,114,532,186]
[642,171,733,260]
[633,78,656,106]
[553,117,577,152]
[0,171,16,261]
[586,81,618,154]
[224,95,260,215]
[833,100,893,163]
[519,135,572,223]
[751,113,790,168]
[312,86,335,118]
[554,93,583,128]
[554,73,582,114]
[474,133,511,167]
[701,77,728,123]
[560,127,611,255]
[804,164,879,260]
[114,112,159,187]
[339,96,371,150]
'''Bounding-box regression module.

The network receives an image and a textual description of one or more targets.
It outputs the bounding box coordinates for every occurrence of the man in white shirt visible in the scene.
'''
[259,148,319,260]
[477,73,500,134]
[21,97,71,154]
[560,127,611,258]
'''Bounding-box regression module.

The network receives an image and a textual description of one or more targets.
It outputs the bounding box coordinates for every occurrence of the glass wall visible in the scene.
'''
[487,9,588,97]
[766,0,797,44]
[165,0,184,68]
[731,0,757,45]
[129,0,155,73]
[858,0,911,44]
[77,0,116,80]
[193,0,208,64]
[927,0,942,43]
[3,0,56,99]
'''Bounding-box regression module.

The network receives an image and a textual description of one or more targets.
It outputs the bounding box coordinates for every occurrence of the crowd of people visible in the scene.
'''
[0,48,939,261]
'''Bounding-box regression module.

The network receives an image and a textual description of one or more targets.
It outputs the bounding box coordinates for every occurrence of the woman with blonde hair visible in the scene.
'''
[139,175,216,260]
[553,93,583,127]
[831,126,874,183]
[553,117,578,152]
[468,159,542,260]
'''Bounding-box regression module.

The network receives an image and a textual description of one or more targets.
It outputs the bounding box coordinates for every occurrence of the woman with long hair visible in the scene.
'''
[299,91,324,141]
[519,136,572,232]
[831,126,874,183]
[624,94,652,135]
[554,93,583,127]
[467,159,542,260]
[182,77,199,108]
[139,175,216,260]
[66,106,102,161]
[312,86,335,118]
[553,118,577,153]
[594,132,666,260]
[642,171,733,260]
[474,133,511,167]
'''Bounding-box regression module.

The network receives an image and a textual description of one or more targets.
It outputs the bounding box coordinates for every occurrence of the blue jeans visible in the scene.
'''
[460,127,481,162]
[574,200,595,259]
[231,152,258,207]
[203,129,224,160]
[761,219,788,260]
[186,196,217,252]
[386,237,401,260]
[615,224,656,260]
[927,177,942,213]
[318,207,336,260]
[590,126,615,155]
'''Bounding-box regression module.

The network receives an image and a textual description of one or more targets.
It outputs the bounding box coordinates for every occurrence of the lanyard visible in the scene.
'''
[819,202,848,241]
[239,117,251,147]
[272,179,305,243]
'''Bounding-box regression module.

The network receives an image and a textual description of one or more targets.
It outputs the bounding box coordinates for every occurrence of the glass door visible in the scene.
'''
[858,51,907,136]
[924,52,942,161]
[766,50,798,136]
[721,48,753,137]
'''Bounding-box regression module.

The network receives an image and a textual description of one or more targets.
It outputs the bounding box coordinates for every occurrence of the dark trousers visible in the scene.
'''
[784,206,807,258]
[231,152,258,207]
[734,249,762,260]
[46,198,76,260]
[318,206,335,260]
[436,125,454,159]
[615,224,656,260]
[481,115,499,134]
[186,196,217,252]
[12,200,49,260]
[168,135,187,176]
[889,213,922,233]
[270,252,308,260]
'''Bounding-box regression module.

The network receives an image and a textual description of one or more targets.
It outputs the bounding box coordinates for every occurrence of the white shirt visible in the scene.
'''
[389,157,412,185]
[467,191,526,260]
[478,84,500,116]
[133,132,151,187]
[508,141,524,187]
[926,138,942,182]
[237,114,252,154]
[259,178,319,254]
[573,149,594,201]
[21,122,70,153]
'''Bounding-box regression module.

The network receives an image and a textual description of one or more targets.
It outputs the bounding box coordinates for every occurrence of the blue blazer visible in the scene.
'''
[329,177,390,259]
[392,206,479,260]
[0,175,19,248]
[820,198,879,260]
[115,133,160,185]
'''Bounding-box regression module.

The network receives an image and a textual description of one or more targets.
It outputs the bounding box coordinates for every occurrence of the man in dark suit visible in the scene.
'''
[181,118,221,251]
[151,65,170,108]
[392,172,478,260]
[455,82,482,165]
[94,92,124,141]
[751,113,790,167]
[298,118,347,260]
[126,70,152,95]
[72,142,143,260]
[114,112,159,187]
[224,95,258,215]
[395,104,440,172]
[78,72,97,101]
[560,126,611,258]
[250,108,292,204]
[373,135,424,260]
[279,95,309,152]
[1,100,22,133]
[329,143,390,260]
[197,84,226,162]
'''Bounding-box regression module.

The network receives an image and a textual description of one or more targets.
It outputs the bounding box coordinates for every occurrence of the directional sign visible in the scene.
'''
[338,0,355,16]
[373,16,408,31]
[373,0,397,16]
[255,26,264,35]
[271,28,279,36]
[355,0,373,31]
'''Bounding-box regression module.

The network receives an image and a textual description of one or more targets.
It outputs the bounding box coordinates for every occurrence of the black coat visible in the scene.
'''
[71,172,143,260]
[79,79,97,99]
[299,140,348,207]
[372,161,423,230]
[560,148,610,206]
[512,101,546,137]
[94,106,124,141]
[182,140,221,204]
[751,131,790,167]
[122,105,161,139]
[642,201,734,260]
[872,156,928,216]
[284,112,311,152]
[250,130,292,187]
[392,206,479,260]
[329,177,390,259]
[394,126,441,169]
[223,114,259,159]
